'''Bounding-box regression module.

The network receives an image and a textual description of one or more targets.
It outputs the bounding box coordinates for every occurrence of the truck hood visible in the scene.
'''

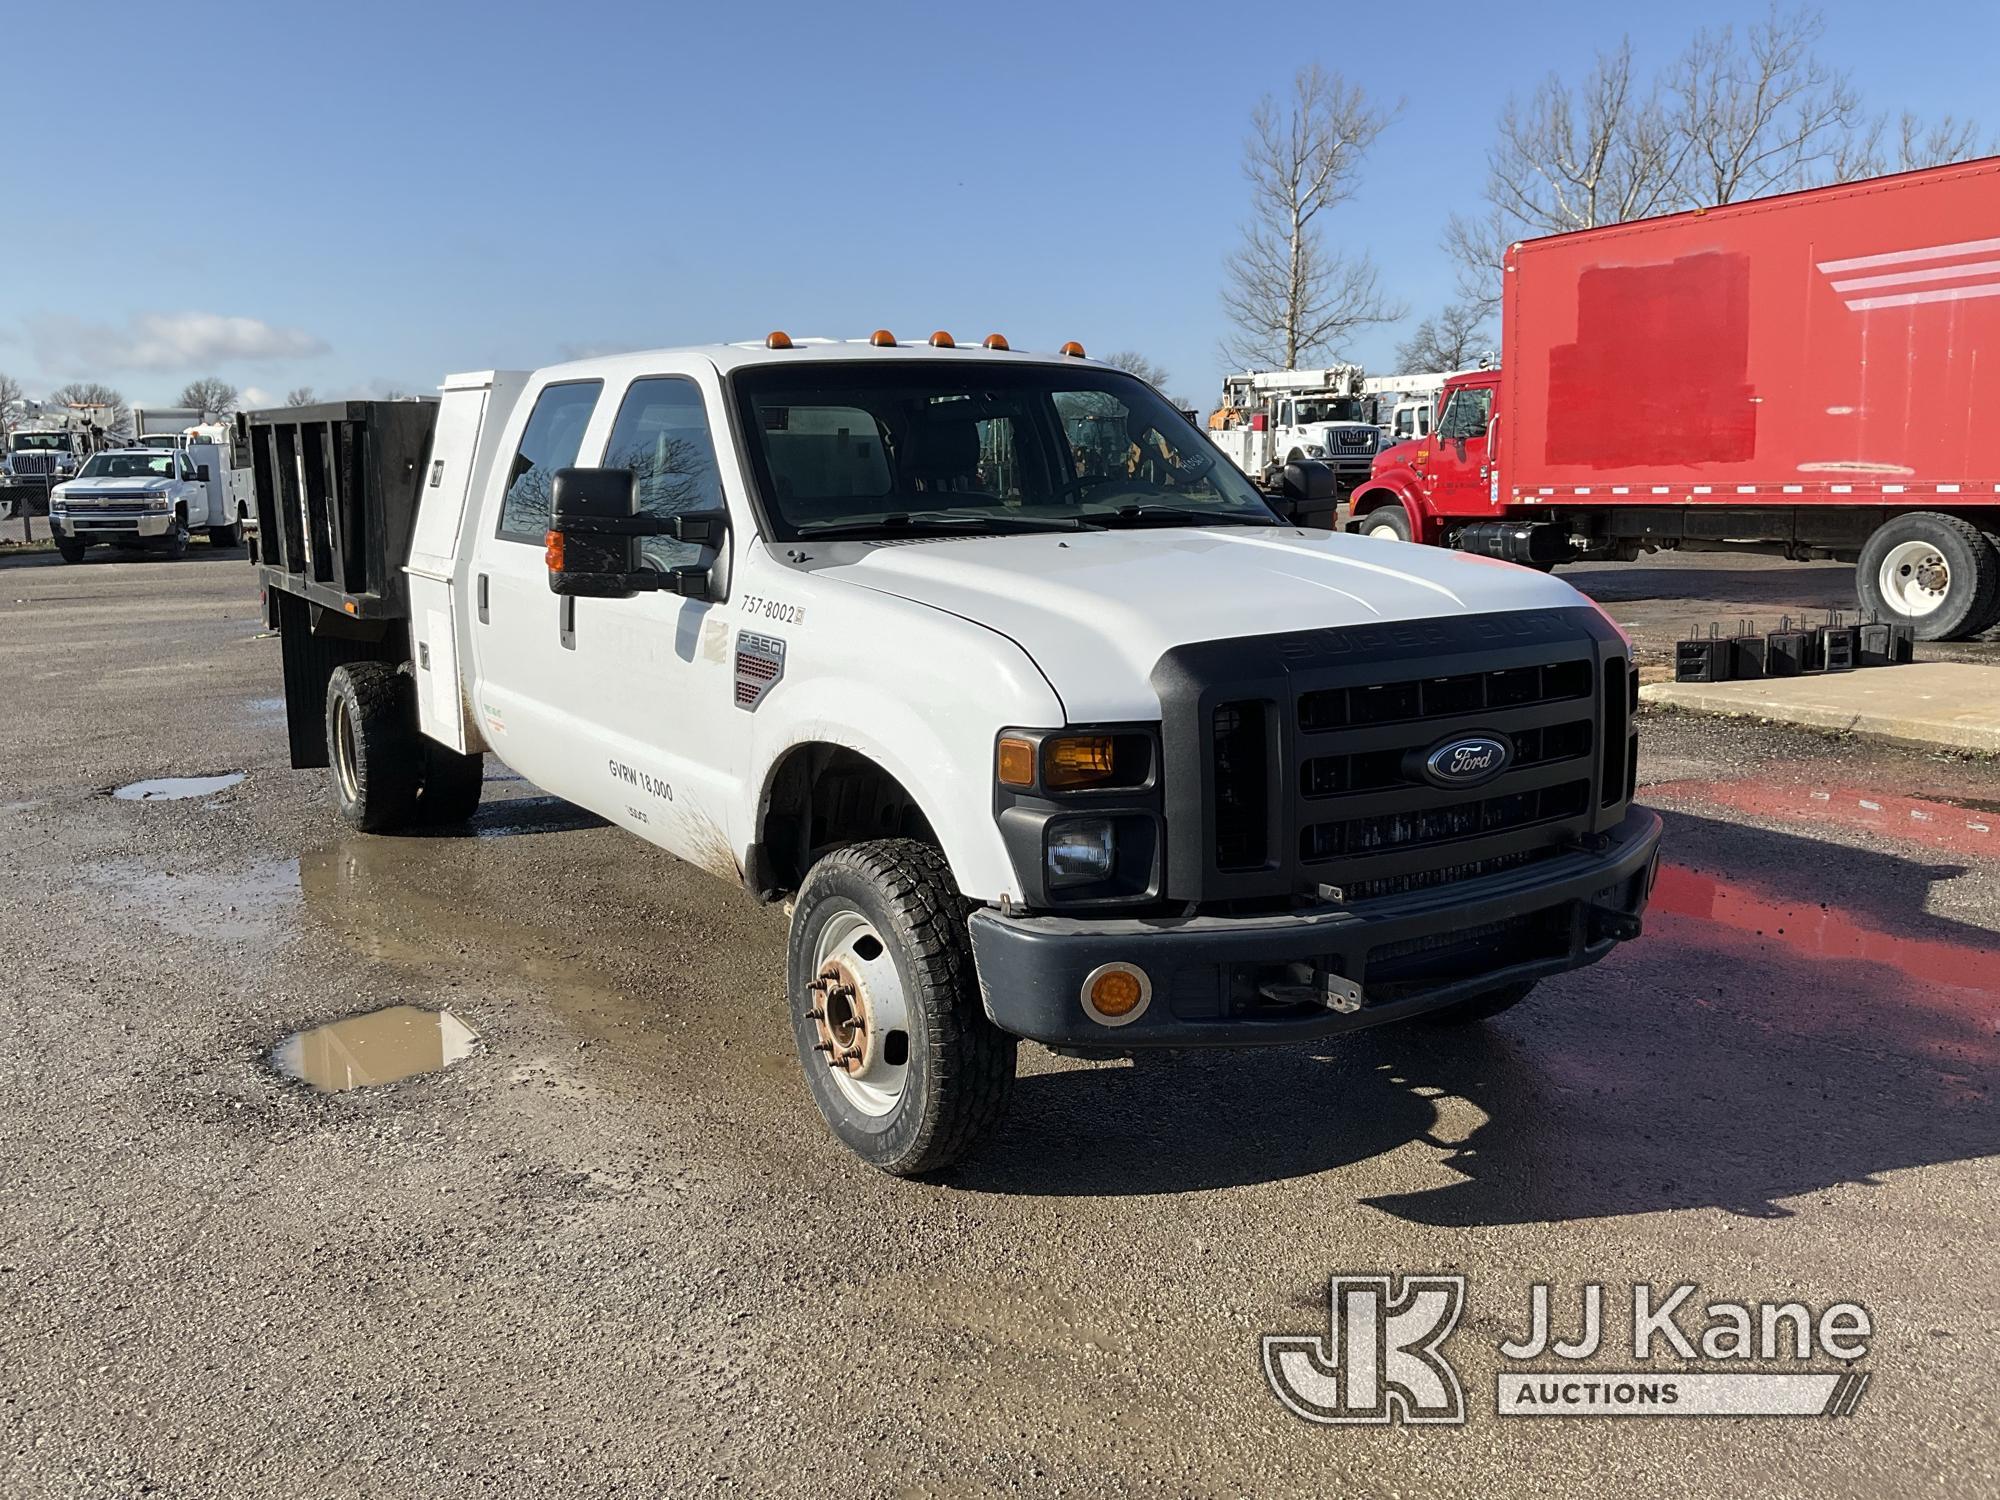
[56,477,174,500]
[813,527,1594,719]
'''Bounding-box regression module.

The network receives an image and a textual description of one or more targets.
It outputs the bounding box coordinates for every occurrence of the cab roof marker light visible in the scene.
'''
[928,330,956,348]
[982,333,1009,350]
[765,331,793,350]
[1059,340,1087,358]
[869,329,897,347]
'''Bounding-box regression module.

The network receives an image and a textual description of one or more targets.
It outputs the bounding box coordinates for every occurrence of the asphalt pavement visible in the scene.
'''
[0,545,1994,1498]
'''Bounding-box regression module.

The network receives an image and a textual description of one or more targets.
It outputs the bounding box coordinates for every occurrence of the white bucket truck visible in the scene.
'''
[251,335,1660,1175]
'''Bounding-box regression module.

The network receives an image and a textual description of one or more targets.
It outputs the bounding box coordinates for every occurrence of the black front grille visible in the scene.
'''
[1153,606,1635,907]
[1301,778,1590,864]
[1212,701,1271,871]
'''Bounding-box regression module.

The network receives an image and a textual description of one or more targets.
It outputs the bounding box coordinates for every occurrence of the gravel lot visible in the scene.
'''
[1,546,1994,1498]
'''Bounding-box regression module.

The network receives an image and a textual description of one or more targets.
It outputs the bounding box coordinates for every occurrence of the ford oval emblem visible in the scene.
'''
[1422,733,1512,788]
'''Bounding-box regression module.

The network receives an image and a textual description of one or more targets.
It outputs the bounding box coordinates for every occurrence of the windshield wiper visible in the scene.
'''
[1075,504,1281,529]
[797,511,1085,539]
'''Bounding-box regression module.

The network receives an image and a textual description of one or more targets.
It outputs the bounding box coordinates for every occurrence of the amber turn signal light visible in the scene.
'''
[996,736,1036,787]
[1044,735,1115,788]
[544,530,565,571]
[1089,968,1144,1017]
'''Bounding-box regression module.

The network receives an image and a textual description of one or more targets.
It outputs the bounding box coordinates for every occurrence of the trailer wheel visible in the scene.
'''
[787,839,1015,1176]
[325,663,422,832]
[1358,504,1413,543]
[417,743,484,826]
[1857,512,2000,640]
[1414,979,1537,1026]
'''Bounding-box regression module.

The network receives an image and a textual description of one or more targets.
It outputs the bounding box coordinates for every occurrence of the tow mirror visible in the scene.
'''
[547,466,726,601]
[1276,458,1337,529]
[196,464,211,483]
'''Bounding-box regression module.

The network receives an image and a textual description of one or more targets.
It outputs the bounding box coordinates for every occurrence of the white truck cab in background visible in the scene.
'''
[251,337,1660,1176]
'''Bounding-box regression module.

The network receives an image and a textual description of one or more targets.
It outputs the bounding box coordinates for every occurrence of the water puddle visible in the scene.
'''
[112,773,245,802]
[271,1005,478,1092]
[81,857,299,942]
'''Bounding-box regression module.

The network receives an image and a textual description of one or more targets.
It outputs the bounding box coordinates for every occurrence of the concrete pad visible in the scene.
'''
[1640,661,2000,753]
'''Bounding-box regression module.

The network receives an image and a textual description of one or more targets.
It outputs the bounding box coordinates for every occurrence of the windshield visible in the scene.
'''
[11,433,73,451]
[1293,395,1365,425]
[79,453,174,480]
[733,361,1277,540]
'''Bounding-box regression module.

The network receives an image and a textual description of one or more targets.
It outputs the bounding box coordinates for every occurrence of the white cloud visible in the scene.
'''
[238,386,278,409]
[27,311,329,374]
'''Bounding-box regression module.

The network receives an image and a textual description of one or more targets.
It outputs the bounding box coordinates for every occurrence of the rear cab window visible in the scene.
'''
[497,381,604,541]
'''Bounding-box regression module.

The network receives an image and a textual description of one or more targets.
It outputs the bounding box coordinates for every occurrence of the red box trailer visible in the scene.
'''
[1351,156,2000,638]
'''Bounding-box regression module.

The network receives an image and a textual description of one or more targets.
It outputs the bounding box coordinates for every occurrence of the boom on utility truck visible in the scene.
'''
[250,334,1659,1175]
[1348,155,2000,640]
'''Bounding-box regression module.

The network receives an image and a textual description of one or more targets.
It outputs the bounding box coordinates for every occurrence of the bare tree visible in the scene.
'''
[1834,110,1989,181]
[1395,304,1495,372]
[178,377,239,420]
[1446,41,1683,318]
[1666,6,1863,205]
[48,381,130,435]
[284,386,316,407]
[1222,66,1402,369]
[0,373,24,436]
[1100,351,1172,388]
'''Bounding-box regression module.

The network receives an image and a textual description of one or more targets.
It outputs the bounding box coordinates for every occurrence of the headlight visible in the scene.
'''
[1046,818,1115,887]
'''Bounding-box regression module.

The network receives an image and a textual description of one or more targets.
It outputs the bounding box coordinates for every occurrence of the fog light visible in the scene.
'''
[1082,962,1151,1026]
[1046,817,1114,887]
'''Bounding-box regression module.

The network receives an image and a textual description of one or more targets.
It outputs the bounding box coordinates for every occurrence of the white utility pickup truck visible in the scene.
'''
[49,440,252,561]
[249,338,1661,1175]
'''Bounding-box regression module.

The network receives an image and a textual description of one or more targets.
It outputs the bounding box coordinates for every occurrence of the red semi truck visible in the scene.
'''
[1350,156,2000,639]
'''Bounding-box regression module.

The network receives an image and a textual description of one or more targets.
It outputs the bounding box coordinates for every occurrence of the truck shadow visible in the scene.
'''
[958,809,2000,1221]
[1566,562,1853,609]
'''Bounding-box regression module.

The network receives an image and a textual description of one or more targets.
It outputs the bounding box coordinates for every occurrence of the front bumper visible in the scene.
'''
[49,511,176,541]
[969,807,1662,1047]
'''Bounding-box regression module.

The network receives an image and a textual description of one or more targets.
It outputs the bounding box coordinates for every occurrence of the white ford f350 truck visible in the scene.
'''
[249,336,1661,1175]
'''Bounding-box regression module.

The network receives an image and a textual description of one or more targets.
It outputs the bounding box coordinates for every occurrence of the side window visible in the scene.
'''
[1437,388,1493,441]
[602,377,726,569]
[498,380,603,541]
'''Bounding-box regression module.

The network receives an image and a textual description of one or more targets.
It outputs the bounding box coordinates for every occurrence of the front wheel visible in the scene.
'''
[55,539,87,564]
[1857,512,2000,640]
[787,840,1015,1176]
[161,517,190,560]
[1358,504,1413,543]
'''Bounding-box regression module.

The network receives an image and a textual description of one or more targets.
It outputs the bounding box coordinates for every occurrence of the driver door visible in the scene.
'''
[1427,382,1496,515]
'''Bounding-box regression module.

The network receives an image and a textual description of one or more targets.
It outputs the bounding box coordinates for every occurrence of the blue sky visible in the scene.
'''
[3,0,1994,410]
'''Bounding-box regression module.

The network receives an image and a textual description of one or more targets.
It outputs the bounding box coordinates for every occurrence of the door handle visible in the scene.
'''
[476,572,489,623]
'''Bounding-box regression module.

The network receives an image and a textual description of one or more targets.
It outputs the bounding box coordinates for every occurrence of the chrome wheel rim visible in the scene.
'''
[807,908,910,1117]
[332,697,360,804]
[1879,539,1948,618]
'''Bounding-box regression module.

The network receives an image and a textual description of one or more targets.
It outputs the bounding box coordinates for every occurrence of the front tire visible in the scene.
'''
[1359,504,1413,543]
[787,840,1015,1176]
[325,663,422,832]
[161,517,190,560]
[1857,512,2000,641]
[55,539,86,564]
